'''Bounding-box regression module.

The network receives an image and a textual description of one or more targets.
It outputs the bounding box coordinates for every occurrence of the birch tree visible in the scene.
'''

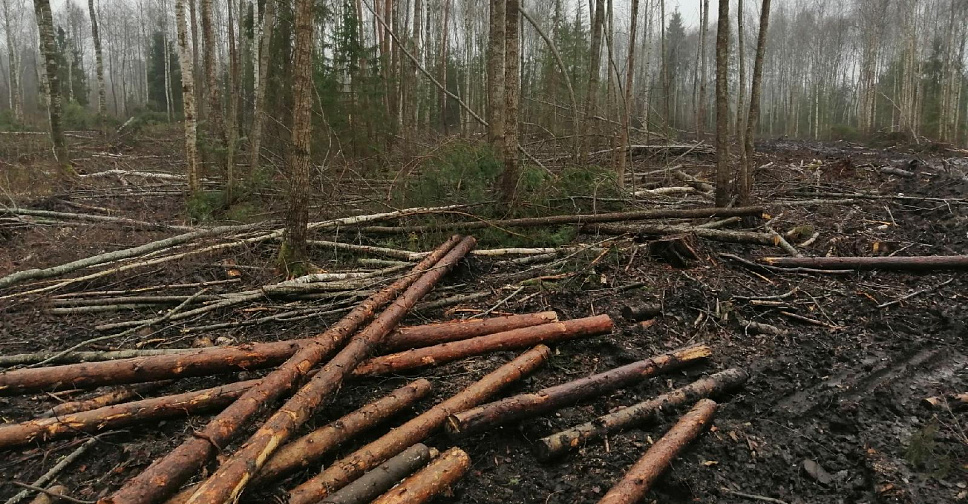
[33,0,69,169]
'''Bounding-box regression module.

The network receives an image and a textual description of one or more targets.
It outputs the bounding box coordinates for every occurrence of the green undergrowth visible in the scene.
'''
[386,140,626,249]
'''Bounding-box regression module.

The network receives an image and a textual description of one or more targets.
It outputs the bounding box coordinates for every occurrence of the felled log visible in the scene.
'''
[597,399,718,504]
[288,345,551,504]
[537,368,747,459]
[370,447,471,504]
[620,304,662,322]
[353,315,613,376]
[181,237,476,504]
[0,380,256,449]
[0,310,546,393]
[762,255,968,271]
[382,311,558,351]
[923,392,968,410]
[358,206,766,234]
[103,236,467,504]
[445,345,711,436]
[321,444,434,504]
[591,224,776,245]
[40,381,173,418]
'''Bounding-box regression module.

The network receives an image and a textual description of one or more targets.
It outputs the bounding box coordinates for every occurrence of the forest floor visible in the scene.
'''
[0,128,967,504]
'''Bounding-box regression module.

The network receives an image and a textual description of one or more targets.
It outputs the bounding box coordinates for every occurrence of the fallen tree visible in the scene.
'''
[536,368,748,459]
[445,345,712,436]
[288,345,551,504]
[353,315,614,376]
[762,255,968,271]
[321,444,434,504]
[369,447,471,504]
[590,223,777,245]
[597,399,718,504]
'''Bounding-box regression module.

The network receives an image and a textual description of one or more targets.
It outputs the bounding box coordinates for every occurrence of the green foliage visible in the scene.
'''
[829,124,860,142]
[62,102,97,130]
[186,191,225,222]
[393,142,503,209]
[904,419,956,478]
[146,30,183,115]
[55,26,88,107]
[0,110,27,132]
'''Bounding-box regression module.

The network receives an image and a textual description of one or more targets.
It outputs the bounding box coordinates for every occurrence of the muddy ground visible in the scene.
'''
[0,132,966,504]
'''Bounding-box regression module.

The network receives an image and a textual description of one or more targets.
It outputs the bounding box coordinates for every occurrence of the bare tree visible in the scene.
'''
[225,0,239,202]
[249,0,276,175]
[616,0,639,186]
[487,0,506,158]
[2,0,24,122]
[175,0,199,194]
[33,0,69,169]
[735,0,746,143]
[499,0,520,202]
[200,0,224,146]
[89,0,106,125]
[738,0,770,205]
[714,0,730,206]
[580,0,605,163]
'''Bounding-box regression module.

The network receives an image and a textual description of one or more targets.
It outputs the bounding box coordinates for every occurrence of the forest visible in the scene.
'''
[0,0,967,504]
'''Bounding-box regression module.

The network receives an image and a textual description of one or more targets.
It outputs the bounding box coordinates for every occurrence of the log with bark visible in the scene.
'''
[590,224,777,245]
[358,206,766,234]
[620,304,662,322]
[288,345,551,504]
[101,236,468,504]
[39,381,173,418]
[445,345,711,436]
[353,315,613,376]
[0,309,551,393]
[320,444,435,504]
[178,237,476,504]
[762,255,968,271]
[537,368,747,459]
[597,399,718,504]
[369,447,471,504]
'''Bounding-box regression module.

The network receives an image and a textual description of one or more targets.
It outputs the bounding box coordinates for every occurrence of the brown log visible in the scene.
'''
[591,224,777,245]
[40,381,174,418]
[359,206,767,234]
[321,444,434,504]
[620,304,661,322]
[923,392,968,410]
[0,310,547,395]
[445,345,712,436]
[382,311,558,351]
[181,237,476,504]
[0,379,256,449]
[288,345,551,504]
[101,236,465,504]
[597,399,718,504]
[353,315,613,376]
[762,255,968,271]
[369,447,470,504]
[537,368,747,459]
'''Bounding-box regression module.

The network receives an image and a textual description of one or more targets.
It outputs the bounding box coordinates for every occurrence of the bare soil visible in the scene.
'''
[0,131,966,504]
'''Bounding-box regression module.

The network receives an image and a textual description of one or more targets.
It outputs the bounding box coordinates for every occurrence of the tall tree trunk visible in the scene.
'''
[735,0,745,143]
[2,0,22,122]
[201,0,225,148]
[282,0,314,270]
[714,0,730,207]
[660,0,668,133]
[249,0,276,175]
[738,0,770,206]
[698,0,709,137]
[190,0,202,119]
[33,0,69,169]
[487,0,506,158]
[88,0,106,125]
[499,0,519,203]
[580,0,605,163]
[438,0,450,133]
[175,0,200,194]
[226,0,239,203]
[617,0,638,187]
[164,22,174,121]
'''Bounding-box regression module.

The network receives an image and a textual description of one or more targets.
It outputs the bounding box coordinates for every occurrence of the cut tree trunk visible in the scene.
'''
[0,379,256,449]
[39,381,172,418]
[354,315,613,376]
[181,238,476,504]
[620,304,662,322]
[360,207,766,234]
[288,345,551,504]
[762,255,968,271]
[446,345,712,436]
[101,237,464,504]
[0,308,547,394]
[537,368,747,459]
[321,444,434,504]
[597,399,718,504]
[370,447,470,504]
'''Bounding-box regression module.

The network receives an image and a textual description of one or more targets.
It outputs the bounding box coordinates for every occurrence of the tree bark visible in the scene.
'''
[39,381,172,418]
[735,0,746,147]
[370,447,470,504]
[354,315,613,376]
[487,0,506,157]
[714,0,730,207]
[322,444,434,504]
[498,0,520,202]
[738,0,771,206]
[281,0,315,268]
[288,345,551,504]
[580,0,606,163]
[249,0,276,176]
[446,345,712,436]
[182,238,475,504]
[200,0,223,143]
[697,0,709,137]
[537,368,747,459]
[2,0,22,122]
[762,255,968,271]
[88,0,106,126]
[597,399,718,504]
[33,0,69,168]
[225,0,240,202]
[175,0,200,193]
[382,311,559,351]
[616,0,638,188]
[100,237,464,504]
